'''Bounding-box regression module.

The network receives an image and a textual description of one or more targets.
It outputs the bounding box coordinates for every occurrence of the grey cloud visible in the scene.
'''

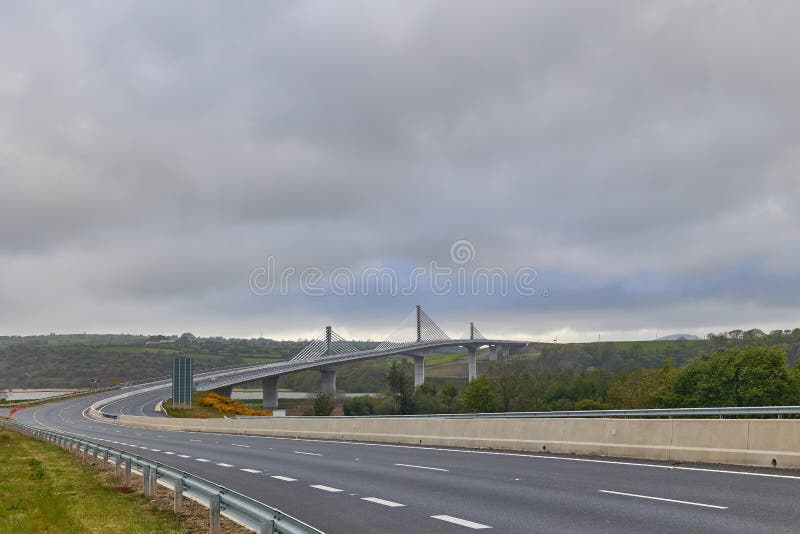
[1,1,799,339]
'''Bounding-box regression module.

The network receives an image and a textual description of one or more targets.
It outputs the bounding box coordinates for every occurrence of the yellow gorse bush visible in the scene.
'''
[198,392,272,416]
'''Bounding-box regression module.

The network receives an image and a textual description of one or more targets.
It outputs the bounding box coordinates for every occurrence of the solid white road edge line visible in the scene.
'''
[395,463,449,472]
[599,490,728,509]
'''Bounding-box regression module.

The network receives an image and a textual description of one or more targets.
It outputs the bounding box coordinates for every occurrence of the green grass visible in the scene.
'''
[0,427,186,533]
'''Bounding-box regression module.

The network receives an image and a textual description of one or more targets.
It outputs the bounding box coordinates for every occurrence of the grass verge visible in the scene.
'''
[0,426,250,533]
[0,427,185,533]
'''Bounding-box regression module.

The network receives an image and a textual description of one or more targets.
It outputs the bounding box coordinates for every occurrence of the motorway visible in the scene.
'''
[14,386,800,533]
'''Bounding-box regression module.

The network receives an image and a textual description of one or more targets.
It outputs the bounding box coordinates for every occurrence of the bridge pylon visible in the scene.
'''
[292,327,359,361]
[377,305,450,351]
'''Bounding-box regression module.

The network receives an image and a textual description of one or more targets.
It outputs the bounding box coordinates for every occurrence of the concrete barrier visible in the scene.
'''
[112,413,800,469]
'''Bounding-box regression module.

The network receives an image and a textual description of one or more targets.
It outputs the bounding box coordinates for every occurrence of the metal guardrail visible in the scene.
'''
[0,420,322,534]
[0,386,121,408]
[237,405,800,419]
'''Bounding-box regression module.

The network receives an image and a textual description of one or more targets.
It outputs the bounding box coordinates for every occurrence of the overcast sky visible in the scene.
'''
[2,1,799,342]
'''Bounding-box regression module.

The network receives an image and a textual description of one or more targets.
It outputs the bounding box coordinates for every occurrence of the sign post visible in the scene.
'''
[172,356,193,410]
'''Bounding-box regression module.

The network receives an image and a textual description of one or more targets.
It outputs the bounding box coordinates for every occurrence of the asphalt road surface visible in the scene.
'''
[14,388,800,533]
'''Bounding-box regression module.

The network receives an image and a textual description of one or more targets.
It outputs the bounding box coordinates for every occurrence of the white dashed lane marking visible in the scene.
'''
[196,458,211,462]
[240,468,261,474]
[231,444,250,448]
[310,485,343,493]
[294,451,322,456]
[431,515,492,529]
[217,463,234,467]
[271,476,296,482]
[361,497,405,507]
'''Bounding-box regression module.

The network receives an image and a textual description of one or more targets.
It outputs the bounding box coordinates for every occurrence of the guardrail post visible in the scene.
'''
[82,444,88,463]
[114,453,121,478]
[209,493,221,533]
[257,517,277,534]
[173,478,183,513]
[142,465,152,497]
[124,457,132,485]
[149,467,157,498]
[93,446,99,464]
[103,449,109,469]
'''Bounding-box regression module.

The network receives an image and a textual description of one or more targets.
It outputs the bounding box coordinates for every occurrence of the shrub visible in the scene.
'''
[343,395,375,416]
[312,392,335,416]
[198,392,271,416]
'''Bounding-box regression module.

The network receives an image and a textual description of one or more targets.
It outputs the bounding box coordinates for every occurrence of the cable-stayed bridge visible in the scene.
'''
[194,305,528,408]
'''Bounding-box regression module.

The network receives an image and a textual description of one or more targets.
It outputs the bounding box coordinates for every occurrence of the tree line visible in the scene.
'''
[338,346,800,415]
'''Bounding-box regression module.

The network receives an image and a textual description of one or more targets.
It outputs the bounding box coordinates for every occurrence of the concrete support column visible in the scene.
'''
[320,369,336,395]
[468,347,477,382]
[413,355,425,389]
[489,345,498,361]
[261,376,279,409]
[212,385,233,398]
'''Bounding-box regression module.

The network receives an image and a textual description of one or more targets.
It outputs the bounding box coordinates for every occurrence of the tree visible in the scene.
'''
[575,398,612,410]
[663,347,798,407]
[461,375,500,413]
[488,357,528,412]
[312,392,335,416]
[608,362,674,409]
[385,361,415,414]
[413,383,442,414]
[343,395,375,416]
[438,383,461,413]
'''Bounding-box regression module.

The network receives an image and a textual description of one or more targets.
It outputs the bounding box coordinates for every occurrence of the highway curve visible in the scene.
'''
[13,386,800,533]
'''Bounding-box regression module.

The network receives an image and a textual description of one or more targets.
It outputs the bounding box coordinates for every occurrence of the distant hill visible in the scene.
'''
[656,334,701,341]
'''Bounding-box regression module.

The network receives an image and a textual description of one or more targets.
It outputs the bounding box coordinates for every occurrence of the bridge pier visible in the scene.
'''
[413,355,425,388]
[489,345,497,361]
[320,369,336,395]
[468,347,477,381]
[262,376,279,409]
[497,344,507,359]
[212,385,233,398]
